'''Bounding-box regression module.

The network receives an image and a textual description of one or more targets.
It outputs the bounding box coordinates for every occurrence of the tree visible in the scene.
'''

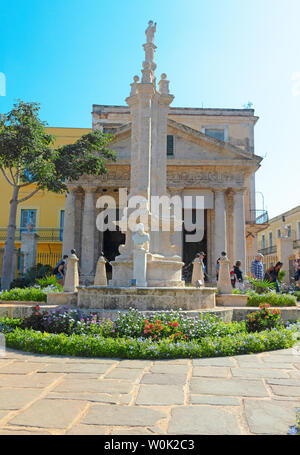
[0,100,116,290]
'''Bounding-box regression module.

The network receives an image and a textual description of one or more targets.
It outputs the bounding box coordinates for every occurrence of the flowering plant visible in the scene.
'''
[245,303,282,332]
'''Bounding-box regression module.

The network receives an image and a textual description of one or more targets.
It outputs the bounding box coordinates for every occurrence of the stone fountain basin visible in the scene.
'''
[76,286,216,311]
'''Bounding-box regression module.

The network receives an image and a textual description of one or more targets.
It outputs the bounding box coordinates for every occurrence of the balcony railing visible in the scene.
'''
[258,245,277,255]
[246,210,269,225]
[0,228,63,242]
[293,239,300,249]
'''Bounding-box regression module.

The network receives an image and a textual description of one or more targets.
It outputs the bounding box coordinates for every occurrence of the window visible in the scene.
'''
[261,234,266,250]
[277,229,281,238]
[268,232,273,247]
[20,209,37,230]
[287,225,292,238]
[167,135,174,156]
[204,128,225,142]
[60,210,64,241]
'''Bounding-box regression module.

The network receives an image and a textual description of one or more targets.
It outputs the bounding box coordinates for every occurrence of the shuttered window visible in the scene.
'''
[167,135,174,155]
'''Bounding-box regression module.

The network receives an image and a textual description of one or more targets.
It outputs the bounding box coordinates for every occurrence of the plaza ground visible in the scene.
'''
[0,347,299,435]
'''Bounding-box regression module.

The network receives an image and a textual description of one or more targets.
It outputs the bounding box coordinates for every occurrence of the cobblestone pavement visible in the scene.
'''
[0,347,300,435]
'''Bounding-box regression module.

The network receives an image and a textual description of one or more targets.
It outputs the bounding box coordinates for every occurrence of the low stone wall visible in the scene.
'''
[47,292,78,306]
[0,304,59,318]
[216,294,248,307]
[77,286,217,311]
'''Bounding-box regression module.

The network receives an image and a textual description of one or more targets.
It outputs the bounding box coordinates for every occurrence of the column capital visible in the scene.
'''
[82,185,98,194]
[231,187,247,195]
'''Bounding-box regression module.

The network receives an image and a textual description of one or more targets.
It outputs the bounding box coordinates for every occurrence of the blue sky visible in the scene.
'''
[1,0,299,219]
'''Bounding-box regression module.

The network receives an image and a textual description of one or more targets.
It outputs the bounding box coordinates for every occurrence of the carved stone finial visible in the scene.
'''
[130,75,139,95]
[158,73,170,95]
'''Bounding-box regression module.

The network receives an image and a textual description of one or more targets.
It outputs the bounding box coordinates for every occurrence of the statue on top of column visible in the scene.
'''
[145,20,156,44]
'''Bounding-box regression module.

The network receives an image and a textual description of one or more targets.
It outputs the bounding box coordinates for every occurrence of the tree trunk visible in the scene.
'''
[1,186,19,290]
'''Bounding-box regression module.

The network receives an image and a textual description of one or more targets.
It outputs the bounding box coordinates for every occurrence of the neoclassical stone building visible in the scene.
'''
[62,26,262,284]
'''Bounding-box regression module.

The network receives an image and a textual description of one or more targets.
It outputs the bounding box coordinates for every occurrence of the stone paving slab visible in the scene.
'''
[53,378,133,394]
[190,378,269,397]
[231,368,289,379]
[0,373,63,388]
[0,362,50,374]
[168,406,242,435]
[189,396,240,406]
[192,357,236,367]
[105,368,144,381]
[0,388,42,410]
[192,366,230,378]
[141,373,187,385]
[0,348,299,435]
[136,385,185,405]
[244,400,298,435]
[36,363,112,374]
[8,399,87,428]
[82,405,166,426]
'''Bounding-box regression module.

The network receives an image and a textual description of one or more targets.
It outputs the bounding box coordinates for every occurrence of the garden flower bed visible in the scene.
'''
[0,306,299,359]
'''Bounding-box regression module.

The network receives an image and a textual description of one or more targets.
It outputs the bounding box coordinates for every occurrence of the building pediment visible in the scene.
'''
[167,119,261,163]
[109,119,261,168]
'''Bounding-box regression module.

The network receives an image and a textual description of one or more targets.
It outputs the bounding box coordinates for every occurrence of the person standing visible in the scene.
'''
[251,253,264,280]
[264,261,283,293]
[294,258,300,289]
[233,260,244,291]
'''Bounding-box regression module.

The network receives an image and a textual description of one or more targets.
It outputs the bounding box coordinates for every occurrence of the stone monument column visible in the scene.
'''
[214,189,227,263]
[20,224,39,273]
[80,186,96,282]
[110,21,184,287]
[233,189,246,269]
[62,187,77,256]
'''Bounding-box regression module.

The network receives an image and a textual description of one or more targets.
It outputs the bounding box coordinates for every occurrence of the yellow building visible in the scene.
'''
[257,205,300,258]
[0,127,91,268]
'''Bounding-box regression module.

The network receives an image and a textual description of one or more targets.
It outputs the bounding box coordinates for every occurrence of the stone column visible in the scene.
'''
[20,224,39,273]
[62,187,77,256]
[63,252,79,293]
[233,189,246,269]
[214,190,227,263]
[276,237,294,283]
[80,187,96,282]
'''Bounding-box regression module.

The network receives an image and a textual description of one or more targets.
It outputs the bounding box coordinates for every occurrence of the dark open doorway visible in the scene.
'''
[182,209,207,283]
[103,228,125,281]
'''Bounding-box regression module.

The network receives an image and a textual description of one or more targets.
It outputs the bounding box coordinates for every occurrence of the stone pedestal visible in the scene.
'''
[217,255,233,294]
[191,258,204,287]
[20,226,39,272]
[276,237,294,283]
[94,256,107,286]
[133,248,147,287]
[63,253,79,293]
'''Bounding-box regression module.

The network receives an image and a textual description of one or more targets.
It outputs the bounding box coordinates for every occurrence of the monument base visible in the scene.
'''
[77,286,216,311]
[110,255,185,287]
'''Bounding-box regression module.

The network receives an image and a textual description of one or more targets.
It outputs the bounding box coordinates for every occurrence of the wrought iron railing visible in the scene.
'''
[0,228,63,242]
[246,210,269,225]
[258,245,277,255]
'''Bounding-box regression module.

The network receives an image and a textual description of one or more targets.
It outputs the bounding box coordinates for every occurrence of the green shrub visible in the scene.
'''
[10,263,54,289]
[0,287,48,302]
[35,275,62,290]
[246,303,283,332]
[3,325,297,359]
[247,293,297,307]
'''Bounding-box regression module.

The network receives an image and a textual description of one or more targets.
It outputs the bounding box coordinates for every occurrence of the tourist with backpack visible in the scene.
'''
[53,255,68,286]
